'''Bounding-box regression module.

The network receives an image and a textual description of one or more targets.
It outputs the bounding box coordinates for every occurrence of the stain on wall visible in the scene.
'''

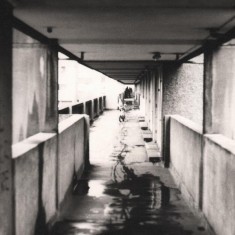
[210,47,235,140]
[13,30,57,144]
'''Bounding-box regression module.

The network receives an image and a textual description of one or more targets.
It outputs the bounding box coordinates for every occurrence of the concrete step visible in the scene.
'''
[145,142,161,163]
[142,129,153,142]
[138,116,145,122]
[144,141,158,150]
[139,121,148,130]
[142,129,152,134]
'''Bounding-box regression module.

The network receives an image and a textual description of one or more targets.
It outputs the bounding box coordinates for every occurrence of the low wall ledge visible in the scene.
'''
[12,132,56,158]
[170,115,202,134]
[204,134,235,155]
[59,114,85,133]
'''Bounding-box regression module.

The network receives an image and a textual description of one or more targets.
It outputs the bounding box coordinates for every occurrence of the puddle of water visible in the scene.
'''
[88,180,106,198]
[52,111,207,235]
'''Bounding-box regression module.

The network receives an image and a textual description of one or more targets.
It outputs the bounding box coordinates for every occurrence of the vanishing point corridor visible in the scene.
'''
[1,2,235,234]
[51,110,208,235]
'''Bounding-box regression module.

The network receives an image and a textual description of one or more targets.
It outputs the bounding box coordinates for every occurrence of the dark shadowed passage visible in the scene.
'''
[51,110,208,235]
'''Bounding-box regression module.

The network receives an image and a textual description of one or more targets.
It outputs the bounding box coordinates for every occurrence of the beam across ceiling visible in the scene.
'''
[179,25,235,63]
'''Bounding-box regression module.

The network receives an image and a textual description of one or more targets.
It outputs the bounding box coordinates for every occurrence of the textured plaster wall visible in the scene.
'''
[203,134,235,235]
[163,60,203,125]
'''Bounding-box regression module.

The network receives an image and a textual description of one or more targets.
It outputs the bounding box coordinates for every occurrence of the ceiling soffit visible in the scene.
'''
[11,0,235,83]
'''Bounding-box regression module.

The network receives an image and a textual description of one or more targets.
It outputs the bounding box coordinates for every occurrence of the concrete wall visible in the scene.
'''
[0,2,13,234]
[59,96,106,123]
[11,115,89,235]
[104,77,125,109]
[13,30,58,144]
[163,59,203,125]
[204,47,235,139]
[12,133,57,235]
[58,115,86,205]
[165,114,235,235]
[169,115,203,210]
[203,134,235,235]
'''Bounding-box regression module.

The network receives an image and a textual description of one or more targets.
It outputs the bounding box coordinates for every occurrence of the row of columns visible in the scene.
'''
[138,66,163,149]
[138,42,235,157]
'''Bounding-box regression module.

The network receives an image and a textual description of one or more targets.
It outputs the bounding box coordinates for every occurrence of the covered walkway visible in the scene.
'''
[52,110,208,235]
[1,1,235,235]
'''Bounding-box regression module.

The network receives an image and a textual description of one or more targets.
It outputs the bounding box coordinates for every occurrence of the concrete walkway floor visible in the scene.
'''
[51,110,209,235]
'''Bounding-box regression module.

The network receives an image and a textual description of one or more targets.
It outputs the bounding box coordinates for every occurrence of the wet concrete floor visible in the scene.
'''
[52,110,208,235]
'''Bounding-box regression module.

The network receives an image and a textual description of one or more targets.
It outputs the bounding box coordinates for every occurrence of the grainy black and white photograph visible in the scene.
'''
[0,0,235,235]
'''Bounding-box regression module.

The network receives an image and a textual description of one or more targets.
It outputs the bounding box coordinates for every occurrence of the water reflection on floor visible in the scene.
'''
[51,110,207,235]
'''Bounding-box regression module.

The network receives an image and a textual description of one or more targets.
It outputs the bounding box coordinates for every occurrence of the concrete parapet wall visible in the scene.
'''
[11,114,89,235]
[169,115,203,210]
[58,96,106,122]
[12,133,57,235]
[203,134,235,235]
[58,115,86,204]
[166,115,235,234]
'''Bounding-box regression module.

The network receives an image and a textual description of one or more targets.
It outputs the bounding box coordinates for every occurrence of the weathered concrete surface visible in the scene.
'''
[85,100,94,121]
[0,2,13,235]
[169,115,203,211]
[163,58,203,125]
[203,134,235,235]
[10,114,89,235]
[138,67,163,149]
[162,115,171,167]
[204,47,235,139]
[58,115,88,205]
[12,133,57,235]
[52,110,210,235]
[13,145,39,235]
[13,30,58,144]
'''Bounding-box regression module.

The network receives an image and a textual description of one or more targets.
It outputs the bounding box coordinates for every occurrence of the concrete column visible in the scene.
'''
[203,46,235,139]
[13,32,58,143]
[144,76,147,118]
[149,71,153,131]
[103,96,106,110]
[151,70,157,140]
[147,71,151,126]
[0,2,13,235]
[44,39,59,133]
[203,50,213,134]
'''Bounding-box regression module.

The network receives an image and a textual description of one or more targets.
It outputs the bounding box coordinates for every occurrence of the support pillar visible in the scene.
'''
[44,39,59,133]
[203,45,235,138]
[203,50,213,134]
[0,2,13,235]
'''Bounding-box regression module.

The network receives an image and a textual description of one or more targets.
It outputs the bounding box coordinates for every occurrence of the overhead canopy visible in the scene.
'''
[11,0,235,84]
